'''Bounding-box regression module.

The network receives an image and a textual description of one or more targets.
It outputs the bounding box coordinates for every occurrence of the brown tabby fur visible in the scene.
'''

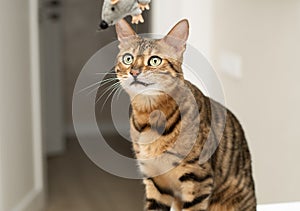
[114,19,256,211]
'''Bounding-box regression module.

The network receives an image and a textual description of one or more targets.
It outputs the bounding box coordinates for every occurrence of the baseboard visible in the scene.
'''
[12,188,44,211]
[258,202,300,211]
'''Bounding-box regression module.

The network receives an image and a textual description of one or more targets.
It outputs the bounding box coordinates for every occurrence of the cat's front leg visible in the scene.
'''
[143,178,173,211]
[179,172,214,211]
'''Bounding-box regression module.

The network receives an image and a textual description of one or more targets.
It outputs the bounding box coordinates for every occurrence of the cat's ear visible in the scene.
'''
[115,19,137,41]
[162,19,189,52]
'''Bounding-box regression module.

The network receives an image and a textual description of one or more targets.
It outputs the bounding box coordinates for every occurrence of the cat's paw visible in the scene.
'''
[138,3,150,11]
[131,14,144,24]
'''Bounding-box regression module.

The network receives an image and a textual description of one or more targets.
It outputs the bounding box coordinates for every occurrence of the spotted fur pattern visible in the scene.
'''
[114,19,256,211]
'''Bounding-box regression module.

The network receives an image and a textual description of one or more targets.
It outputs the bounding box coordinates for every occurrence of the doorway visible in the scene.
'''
[39,0,151,210]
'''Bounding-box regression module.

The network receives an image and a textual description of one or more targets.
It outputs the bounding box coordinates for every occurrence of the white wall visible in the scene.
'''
[0,0,44,210]
[152,0,300,205]
[151,0,214,96]
[152,0,213,61]
[211,0,300,204]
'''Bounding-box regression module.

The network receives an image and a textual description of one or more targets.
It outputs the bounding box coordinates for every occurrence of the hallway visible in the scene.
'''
[45,138,144,211]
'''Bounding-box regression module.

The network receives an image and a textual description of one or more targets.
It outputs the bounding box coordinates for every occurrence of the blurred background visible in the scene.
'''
[0,0,300,210]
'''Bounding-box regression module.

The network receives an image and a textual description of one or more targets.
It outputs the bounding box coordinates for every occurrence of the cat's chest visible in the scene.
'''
[137,157,169,177]
[135,136,179,177]
[139,159,184,196]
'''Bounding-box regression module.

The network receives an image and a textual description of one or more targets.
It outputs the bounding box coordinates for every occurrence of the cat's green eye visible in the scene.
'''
[122,53,134,65]
[148,56,162,67]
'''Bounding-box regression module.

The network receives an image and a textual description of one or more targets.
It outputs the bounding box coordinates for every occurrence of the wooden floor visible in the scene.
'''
[45,137,144,211]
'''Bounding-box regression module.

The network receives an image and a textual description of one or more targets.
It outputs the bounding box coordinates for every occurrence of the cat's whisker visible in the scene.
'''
[98,83,121,110]
[94,83,119,103]
[84,82,114,96]
[116,86,124,101]
[98,77,118,83]
[89,79,117,90]
[100,84,121,111]
[87,80,117,95]
[86,81,117,96]
[95,81,121,105]
[95,73,117,75]
[97,78,119,87]
[112,85,123,101]
[77,77,118,94]
[77,81,104,94]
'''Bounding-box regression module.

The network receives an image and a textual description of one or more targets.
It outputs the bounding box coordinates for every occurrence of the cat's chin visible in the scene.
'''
[125,86,164,98]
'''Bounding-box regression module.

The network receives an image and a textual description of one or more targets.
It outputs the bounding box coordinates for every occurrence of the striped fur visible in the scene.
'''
[115,19,256,211]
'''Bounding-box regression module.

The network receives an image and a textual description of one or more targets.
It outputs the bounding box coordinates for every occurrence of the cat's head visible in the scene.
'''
[114,19,189,97]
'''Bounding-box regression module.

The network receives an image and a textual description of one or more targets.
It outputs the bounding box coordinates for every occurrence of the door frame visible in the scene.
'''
[11,0,45,210]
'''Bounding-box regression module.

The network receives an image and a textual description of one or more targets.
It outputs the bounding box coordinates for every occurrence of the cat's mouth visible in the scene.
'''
[130,80,154,87]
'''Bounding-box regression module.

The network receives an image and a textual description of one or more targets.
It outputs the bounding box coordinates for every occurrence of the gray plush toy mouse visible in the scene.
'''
[99,0,151,29]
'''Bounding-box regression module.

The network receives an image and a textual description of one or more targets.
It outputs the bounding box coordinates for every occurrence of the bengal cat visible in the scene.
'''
[114,19,256,211]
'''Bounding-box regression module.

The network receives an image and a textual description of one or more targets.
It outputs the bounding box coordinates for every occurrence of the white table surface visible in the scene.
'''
[258,202,300,211]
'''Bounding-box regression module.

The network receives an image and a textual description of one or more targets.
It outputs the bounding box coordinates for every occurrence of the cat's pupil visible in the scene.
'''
[111,7,115,11]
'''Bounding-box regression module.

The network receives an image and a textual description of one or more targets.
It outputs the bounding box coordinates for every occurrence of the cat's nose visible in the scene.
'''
[99,20,109,30]
[130,70,141,79]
